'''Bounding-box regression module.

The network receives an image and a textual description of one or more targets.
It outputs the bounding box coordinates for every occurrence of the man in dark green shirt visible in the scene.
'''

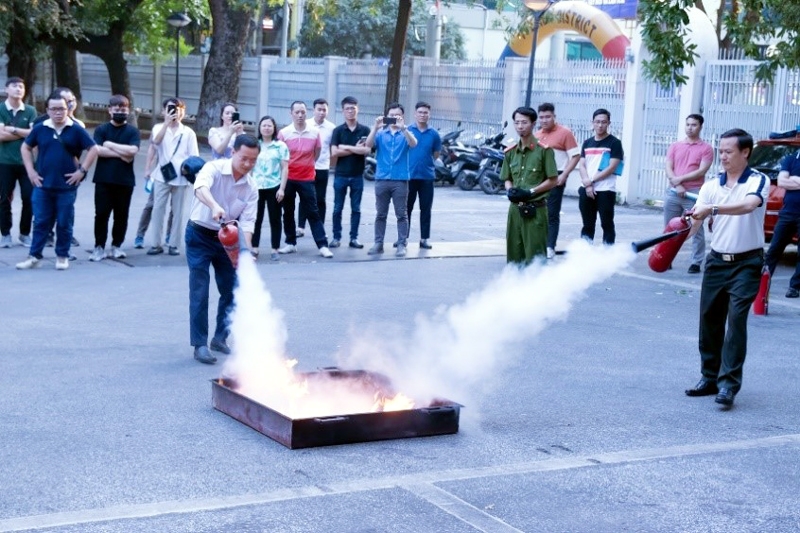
[502,106,558,265]
[0,77,37,247]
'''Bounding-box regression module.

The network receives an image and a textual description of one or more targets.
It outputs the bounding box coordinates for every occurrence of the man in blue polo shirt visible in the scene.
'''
[364,102,418,257]
[764,148,800,298]
[407,101,442,250]
[17,91,97,270]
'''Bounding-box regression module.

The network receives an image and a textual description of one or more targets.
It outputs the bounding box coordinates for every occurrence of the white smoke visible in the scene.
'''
[223,241,634,418]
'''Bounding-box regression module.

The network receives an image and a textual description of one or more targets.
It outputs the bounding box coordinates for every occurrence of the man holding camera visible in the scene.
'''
[146,98,199,256]
[503,106,558,265]
[365,103,417,257]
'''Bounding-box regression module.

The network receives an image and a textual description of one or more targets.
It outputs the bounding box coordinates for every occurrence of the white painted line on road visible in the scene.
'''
[2,433,799,532]
[402,483,524,533]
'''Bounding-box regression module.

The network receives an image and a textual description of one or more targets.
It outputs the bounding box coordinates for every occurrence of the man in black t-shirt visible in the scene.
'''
[89,94,141,261]
[329,96,371,248]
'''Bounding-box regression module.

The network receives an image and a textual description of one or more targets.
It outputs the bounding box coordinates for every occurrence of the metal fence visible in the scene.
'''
[637,81,681,200]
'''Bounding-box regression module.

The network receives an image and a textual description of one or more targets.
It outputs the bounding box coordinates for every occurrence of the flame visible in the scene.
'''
[373,391,415,412]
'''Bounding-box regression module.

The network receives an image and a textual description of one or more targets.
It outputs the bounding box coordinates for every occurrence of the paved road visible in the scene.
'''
[1,141,799,532]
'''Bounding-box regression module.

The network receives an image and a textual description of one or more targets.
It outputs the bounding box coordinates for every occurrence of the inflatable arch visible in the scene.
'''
[500,1,630,61]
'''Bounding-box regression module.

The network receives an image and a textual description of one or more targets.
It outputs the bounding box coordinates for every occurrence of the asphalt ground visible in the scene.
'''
[1,141,800,532]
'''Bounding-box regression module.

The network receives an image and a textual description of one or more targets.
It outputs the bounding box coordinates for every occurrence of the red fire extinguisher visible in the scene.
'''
[218,220,241,268]
[752,265,771,316]
[647,215,692,273]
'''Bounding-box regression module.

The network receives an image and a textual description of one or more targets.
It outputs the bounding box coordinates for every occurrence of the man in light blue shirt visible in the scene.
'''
[364,102,417,257]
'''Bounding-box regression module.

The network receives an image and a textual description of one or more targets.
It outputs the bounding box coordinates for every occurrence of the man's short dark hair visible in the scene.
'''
[686,113,704,126]
[341,96,358,107]
[512,106,537,122]
[46,91,67,107]
[290,100,306,111]
[537,102,555,114]
[415,101,431,110]
[109,94,130,108]
[386,102,404,114]
[593,108,611,120]
[313,98,328,108]
[233,134,259,151]
[5,77,24,87]
[720,128,754,158]
[162,97,185,109]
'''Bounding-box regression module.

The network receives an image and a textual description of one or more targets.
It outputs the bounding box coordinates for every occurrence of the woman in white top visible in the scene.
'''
[251,115,289,260]
[207,103,244,159]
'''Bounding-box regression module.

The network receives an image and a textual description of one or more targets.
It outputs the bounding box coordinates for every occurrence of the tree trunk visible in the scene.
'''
[196,0,255,133]
[6,23,39,104]
[52,45,84,117]
[384,0,412,110]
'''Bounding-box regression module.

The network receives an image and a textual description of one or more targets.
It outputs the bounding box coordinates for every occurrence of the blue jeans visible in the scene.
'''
[765,209,800,290]
[30,187,77,259]
[185,223,236,347]
[407,179,434,240]
[332,174,364,241]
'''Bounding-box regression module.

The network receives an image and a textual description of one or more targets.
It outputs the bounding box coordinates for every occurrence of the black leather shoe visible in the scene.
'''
[715,388,735,406]
[193,346,217,365]
[687,264,701,274]
[210,339,231,355]
[349,239,364,249]
[420,239,433,249]
[786,288,799,298]
[685,378,718,397]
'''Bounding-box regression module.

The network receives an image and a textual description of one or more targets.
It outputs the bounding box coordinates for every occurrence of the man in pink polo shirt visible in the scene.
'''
[664,114,714,273]
[277,101,333,258]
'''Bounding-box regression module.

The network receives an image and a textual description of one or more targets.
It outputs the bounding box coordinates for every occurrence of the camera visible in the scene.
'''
[383,116,397,125]
[232,112,240,123]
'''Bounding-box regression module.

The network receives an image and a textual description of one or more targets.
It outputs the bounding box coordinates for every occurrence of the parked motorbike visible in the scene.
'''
[457,126,507,191]
[477,145,506,195]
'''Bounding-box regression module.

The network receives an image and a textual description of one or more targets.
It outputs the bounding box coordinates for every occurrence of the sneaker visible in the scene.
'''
[396,244,407,257]
[420,239,432,250]
[349,239,364,249]
[71,236,80,247]
[193,346,217,365]
[89,246,106,262]
[687,264,701,274]
[55,257,70,270]
[0,235,12,248]
[168,246,180,256]
[296,228,305,238]
[329,239,341,248]
[210,338,232,355]
[786,288,800,298]
[147,246,164,255]
[368,244,384,255]
[278,244,297,254]
[18,234,31,246]
[16,256,41,269]
[319,246,333,258]
[546,247,555,259]
[270,252,280,261]
[134,236,144,249]
[110,246,127,259]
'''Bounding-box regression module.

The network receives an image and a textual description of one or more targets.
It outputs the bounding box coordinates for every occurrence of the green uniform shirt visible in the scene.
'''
[500,137,558,200]
[0,103,37,166]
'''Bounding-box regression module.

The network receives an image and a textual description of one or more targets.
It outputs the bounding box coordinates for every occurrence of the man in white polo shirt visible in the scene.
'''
[684,128,768,408]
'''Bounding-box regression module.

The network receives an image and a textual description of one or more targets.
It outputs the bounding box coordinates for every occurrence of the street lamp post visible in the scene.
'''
[167,12,192,98]
[524,0,557,108]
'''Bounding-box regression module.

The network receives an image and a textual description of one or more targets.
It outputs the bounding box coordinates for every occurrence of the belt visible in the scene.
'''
[189,220,219,238]
[710,249,763,262]
[523,200,547,208]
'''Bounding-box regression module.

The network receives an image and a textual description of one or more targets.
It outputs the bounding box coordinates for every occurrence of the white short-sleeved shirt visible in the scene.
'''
[313,119,335,170]
[696,167,768,253]
[190,159,259,233]
[151,123,200,186]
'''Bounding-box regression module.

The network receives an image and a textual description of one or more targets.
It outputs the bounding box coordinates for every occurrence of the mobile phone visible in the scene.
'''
[167,104,176,116]
[383,116,397,125]
[358,136,368,144]
[232,112,240,123]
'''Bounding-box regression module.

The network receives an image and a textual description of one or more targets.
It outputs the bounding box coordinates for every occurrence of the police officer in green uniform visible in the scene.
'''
[502,106,558,265]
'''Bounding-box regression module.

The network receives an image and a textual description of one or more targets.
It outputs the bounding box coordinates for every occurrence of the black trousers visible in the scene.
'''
[298,169,329,229]
[578,187,615,244]
[0,163,33,237]
[546,182,565,249]
[283,180,327,247]
[698,250,762,393]
[253,186,282,250]
[407,179,434,240]
[94,182,134,248]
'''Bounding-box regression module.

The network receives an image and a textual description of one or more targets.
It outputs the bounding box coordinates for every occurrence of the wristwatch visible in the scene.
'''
[711,205,719,216]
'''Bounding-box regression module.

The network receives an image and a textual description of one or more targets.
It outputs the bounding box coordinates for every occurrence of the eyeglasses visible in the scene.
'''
[48,107,67,112]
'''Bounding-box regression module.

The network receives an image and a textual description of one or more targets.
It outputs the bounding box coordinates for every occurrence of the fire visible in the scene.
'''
[373,391,415,412]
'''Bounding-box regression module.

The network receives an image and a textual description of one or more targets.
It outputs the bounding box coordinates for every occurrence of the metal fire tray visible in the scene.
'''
[211,369,462,449]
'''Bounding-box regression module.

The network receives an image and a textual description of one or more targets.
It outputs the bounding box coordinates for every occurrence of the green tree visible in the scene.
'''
[299,0,466,60]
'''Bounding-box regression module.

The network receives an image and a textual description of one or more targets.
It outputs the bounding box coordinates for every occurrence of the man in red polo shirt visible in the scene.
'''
[277,101,333,258]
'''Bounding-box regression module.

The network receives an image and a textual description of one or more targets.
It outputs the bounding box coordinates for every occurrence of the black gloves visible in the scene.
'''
[507,187,533,203]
